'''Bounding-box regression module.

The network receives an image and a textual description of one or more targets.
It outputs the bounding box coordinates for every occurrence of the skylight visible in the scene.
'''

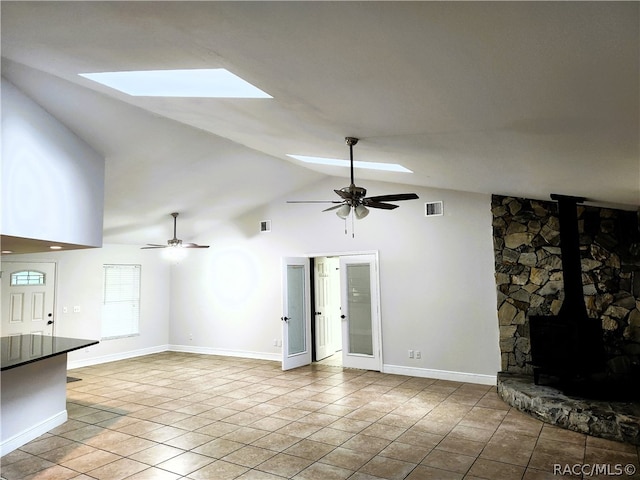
[287,155,412,173]
[79,68,272,98]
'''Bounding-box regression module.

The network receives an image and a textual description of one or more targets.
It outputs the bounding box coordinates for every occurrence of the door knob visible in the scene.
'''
[315,312,322,315]
[281,316,290,322]
[340,315,346,319]
[47,320,54,325]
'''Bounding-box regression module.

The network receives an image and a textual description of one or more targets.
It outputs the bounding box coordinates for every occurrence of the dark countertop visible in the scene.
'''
[1,334,99,371]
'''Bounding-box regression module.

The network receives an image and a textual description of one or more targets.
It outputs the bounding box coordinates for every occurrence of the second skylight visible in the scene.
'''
[79,68,272,98]
[288,155,412,173]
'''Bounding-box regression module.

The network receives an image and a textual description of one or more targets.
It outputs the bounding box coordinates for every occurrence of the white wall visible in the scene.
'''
[170,177,501,383]
[1,78,104,247]
[3,178,501,382]
[3,245,171,367]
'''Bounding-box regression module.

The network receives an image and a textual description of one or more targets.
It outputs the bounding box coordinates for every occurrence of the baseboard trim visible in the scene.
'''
[383,364,497,386]
[67,344,170,370]
[0,410,67,456]
[67,346,494,385]
[169,344,281,362]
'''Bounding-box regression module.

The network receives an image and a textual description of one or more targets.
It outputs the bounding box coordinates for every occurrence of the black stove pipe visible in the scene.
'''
[550,194,588,321]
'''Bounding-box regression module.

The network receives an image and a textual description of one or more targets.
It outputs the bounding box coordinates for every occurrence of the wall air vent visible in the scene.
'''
[425,201,443,217]
[260,220,272,233]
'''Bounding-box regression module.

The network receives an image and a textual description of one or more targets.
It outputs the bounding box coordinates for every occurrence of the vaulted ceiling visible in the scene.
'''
[2,2,638,246]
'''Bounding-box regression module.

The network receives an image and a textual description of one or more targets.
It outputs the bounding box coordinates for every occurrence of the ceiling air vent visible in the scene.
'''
[425,201,443,217]
[260,220,272,233]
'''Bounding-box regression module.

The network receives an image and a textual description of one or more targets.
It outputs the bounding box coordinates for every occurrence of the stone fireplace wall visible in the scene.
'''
[492,195,640,374]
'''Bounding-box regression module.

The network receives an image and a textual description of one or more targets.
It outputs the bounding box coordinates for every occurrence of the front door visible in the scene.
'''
[340,255,381,370]
[281,257,312,370]
[1,262,56,336]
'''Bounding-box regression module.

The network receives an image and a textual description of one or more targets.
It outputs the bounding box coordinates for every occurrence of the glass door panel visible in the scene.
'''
[281,257,311,370]
[286,265,306,355]
[346,264,373,355]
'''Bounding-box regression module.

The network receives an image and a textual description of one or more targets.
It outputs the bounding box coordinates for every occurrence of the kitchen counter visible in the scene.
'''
[1,334,98,371]
[0,334,99,455]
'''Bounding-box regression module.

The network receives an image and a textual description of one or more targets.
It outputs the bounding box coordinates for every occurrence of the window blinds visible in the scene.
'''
[102,264,141,339]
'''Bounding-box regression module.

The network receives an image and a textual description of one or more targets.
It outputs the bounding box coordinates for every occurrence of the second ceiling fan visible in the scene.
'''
[141,212,209,250]
[288,137,419,220]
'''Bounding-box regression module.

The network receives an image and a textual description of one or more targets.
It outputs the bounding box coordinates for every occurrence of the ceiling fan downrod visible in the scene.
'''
[345,136,358,187]
[168,212,181,247]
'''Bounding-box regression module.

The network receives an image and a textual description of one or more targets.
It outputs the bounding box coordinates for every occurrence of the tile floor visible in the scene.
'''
[1,352,639,480]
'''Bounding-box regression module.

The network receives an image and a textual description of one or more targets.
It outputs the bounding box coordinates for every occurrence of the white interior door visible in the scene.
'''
[1,262,56,336]
[281,257,312,371]
[339,255,382,370]
[328,257,342,355]
[314,257,337,361]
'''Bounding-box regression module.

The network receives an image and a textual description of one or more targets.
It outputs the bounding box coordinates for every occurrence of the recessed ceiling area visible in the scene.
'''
[1,2,638,250]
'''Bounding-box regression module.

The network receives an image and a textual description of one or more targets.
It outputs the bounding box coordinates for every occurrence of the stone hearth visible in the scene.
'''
[498,372,640,445]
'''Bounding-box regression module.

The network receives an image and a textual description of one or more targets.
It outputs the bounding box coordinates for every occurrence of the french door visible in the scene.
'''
[339,255,381,371]
[282,253,382,371]
[281,257,312,370]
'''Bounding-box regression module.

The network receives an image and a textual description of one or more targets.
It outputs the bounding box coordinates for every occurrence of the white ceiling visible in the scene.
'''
[2,1,638,246]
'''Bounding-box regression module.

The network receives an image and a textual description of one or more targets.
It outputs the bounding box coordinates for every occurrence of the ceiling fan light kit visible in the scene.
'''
[288,137,419,233]
[336,204,351,219]
[355,205,370,219]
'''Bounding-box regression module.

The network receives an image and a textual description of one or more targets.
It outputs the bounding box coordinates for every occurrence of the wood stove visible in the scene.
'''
[529,194,606,390]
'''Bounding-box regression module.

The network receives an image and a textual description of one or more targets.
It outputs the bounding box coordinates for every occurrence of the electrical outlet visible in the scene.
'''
[416,350,422,359]
[273,339,278,346]
[408,349,414,359]
[189,333,193,341]
[63,306,68,314]
[73,306,81,313]
[277,340,282,347]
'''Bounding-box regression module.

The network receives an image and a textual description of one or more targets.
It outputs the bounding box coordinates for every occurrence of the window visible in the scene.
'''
[102,264,141,339]
[10,270,45,286]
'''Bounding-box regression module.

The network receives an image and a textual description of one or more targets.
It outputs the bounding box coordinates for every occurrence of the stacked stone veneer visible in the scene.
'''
[492,195,640,374]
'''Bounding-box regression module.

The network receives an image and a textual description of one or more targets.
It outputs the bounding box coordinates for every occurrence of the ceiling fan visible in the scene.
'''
[141,212,209,249]
[288,137,419,220]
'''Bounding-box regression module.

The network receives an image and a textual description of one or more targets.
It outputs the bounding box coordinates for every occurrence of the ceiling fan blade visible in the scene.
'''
[365,193,419,202]
[287,200,342,204]
[141,244,168,249]
[334,189,353,200]
[182,243,210,248]
[364,201,399,210]
[323,204,346,212]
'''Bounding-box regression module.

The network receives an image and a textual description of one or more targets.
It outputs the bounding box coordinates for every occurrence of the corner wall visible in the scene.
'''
[1,78,104,247]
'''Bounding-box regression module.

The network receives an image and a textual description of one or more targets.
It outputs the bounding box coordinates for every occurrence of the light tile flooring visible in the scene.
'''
[2,352,639,480]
